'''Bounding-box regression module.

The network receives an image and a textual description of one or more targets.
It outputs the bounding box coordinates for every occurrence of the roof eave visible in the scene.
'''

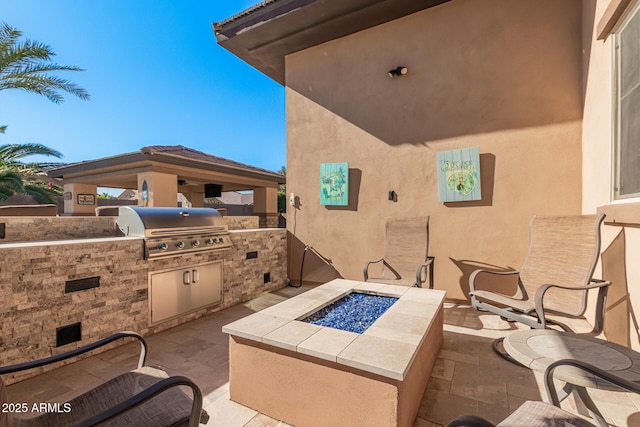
[213,0,451,84]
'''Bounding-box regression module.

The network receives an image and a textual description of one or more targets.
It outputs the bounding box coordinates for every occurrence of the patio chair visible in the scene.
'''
[363,216,434,288]
[469,214,611,334]
[446,358,640,427]
[0,332,208,427]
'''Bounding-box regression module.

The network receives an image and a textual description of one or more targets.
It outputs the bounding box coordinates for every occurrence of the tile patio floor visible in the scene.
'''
[6,285,640,426]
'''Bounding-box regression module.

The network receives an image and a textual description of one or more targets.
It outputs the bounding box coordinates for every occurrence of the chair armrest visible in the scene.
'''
[363,258,384,281]
[0,331,148,375]
[544,358,640,407]
[446,415,497,427]
[415,257,435,288]
[364,258,400,281]
[70,375,205,427]
[534,280,612,330]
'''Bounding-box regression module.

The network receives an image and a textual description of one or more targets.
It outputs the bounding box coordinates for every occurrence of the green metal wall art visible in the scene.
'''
[320,162,349,206]
[437,147,481,202]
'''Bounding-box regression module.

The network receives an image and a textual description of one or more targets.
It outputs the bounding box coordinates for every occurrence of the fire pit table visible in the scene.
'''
[223,279,445,427]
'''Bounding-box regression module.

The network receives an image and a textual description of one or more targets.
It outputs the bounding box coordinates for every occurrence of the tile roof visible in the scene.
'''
[140,145,281,177]
[214,0,281,29]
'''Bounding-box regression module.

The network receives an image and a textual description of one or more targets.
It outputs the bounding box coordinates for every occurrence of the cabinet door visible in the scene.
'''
[150,261,223,324]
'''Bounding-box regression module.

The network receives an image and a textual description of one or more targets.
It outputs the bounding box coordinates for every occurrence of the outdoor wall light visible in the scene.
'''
[387,66,408,77]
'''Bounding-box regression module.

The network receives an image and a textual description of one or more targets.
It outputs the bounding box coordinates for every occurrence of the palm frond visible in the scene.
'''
[23,183,57,204]
[0,185,14,202]
[0,23,21,53]
[0,74,90,103]
[0,40,55,72]
[0,143,63,162]
[0,21,90,103]
[0,169,25,192]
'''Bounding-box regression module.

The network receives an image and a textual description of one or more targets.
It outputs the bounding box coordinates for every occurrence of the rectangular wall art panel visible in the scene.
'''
[437,147,481,202]
[320,162,349,206]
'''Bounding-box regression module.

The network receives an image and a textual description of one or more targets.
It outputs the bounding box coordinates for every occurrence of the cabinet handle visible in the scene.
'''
[183,271,191,285]
[192,269,199,283]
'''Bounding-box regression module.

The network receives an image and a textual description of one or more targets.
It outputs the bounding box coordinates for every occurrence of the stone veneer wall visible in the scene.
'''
[0,228,286,384]
[0,215,263,243]
[224,216,260,230]
[0,216,119,242]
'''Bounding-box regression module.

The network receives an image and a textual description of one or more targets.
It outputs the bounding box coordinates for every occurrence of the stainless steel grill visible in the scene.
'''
[116,206,232,259]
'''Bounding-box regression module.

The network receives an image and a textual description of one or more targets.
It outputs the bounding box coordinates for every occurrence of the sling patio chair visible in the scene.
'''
[469,214,611,358]
[0,332,208,427]
[447,358,640,427]
[363,216,434,288]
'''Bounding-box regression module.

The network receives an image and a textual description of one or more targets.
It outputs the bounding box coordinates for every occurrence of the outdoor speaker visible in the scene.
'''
[205,184,222,198]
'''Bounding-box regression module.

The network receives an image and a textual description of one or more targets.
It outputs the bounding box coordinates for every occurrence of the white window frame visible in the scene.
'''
[613,0,640,201]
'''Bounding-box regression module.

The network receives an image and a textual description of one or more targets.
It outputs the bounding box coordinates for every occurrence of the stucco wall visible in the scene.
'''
[285,0,583,300]
[582,0,640,350]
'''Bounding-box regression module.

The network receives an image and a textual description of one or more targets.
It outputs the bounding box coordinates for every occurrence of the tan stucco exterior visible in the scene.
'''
[216,0,640,350]
[285,0,584,301]
[63,183,98,215]
[582,0,640,350]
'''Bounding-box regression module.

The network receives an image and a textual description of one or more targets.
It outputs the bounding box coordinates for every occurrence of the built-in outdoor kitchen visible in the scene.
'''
[0,209,286,383]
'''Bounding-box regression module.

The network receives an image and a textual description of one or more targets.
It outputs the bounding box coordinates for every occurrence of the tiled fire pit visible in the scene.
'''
[223,279,445,427]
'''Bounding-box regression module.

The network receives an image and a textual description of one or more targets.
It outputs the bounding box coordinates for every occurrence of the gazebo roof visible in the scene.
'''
[47,145,284,191]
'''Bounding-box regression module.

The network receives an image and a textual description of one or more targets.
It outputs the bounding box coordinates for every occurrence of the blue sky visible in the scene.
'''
[1,1,285,183]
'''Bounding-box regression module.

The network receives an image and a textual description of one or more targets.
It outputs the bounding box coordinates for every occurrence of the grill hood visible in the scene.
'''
[117,206,227,238]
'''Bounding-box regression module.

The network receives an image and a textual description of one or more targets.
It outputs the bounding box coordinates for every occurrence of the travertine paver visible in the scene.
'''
[296,327,359,361]
[5,287,639,427]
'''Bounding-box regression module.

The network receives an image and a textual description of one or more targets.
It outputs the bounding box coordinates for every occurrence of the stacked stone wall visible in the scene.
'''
[0,228,287,384]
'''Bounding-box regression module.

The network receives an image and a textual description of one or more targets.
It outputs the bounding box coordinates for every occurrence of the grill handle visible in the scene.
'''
[192,269,199,283]
[183,271,191,285]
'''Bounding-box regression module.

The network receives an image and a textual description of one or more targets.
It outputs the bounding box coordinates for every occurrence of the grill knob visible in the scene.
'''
[158,242,168,251]
[205,238,214,246]
[175,241,185,249]
[192,239,200,247]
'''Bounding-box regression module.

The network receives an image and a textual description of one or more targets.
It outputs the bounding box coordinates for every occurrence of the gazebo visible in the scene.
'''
[46,145,285,226]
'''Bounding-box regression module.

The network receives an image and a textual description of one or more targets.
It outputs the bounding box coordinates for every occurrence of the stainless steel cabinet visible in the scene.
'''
[149,261,223,324]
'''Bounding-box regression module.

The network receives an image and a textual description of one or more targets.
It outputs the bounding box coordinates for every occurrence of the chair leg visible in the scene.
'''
[574,386,608,427]
[492,337,526,367]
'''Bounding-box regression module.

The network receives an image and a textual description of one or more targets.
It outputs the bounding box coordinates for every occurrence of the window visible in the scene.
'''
[614,2,640,199]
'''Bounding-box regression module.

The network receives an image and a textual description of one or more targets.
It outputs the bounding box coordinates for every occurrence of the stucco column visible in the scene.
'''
[253,187,279,228]
[137,172,178,207]
[180,185,205,208]
[63,183,97,216]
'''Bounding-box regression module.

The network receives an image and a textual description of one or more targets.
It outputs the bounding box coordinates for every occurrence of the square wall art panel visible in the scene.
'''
[437,147,481,202]
[320,162,349,206]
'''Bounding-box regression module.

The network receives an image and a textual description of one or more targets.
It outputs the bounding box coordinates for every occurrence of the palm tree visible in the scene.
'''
[0,22,90,104]
[0,22,90,203]
[0,143,64,203]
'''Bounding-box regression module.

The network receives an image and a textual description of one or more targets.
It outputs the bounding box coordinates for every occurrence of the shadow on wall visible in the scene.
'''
[288,232,342,286]
[449,258,518,301]
[286,0,583,146]
[601,227,640,348]
[324,168,362,212]
[444,153,495,208]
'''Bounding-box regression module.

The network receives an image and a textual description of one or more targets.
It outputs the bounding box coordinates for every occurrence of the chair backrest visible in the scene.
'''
[382,216,429,279]
[519,214,605,316]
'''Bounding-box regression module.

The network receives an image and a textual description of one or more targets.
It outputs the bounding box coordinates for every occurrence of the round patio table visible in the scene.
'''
[504,329,640,427]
